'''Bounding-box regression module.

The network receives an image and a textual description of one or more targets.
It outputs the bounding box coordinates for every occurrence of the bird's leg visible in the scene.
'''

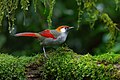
[43,46,47,58]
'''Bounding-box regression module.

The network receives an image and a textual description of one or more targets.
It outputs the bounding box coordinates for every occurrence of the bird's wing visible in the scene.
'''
[50,30,61,38]
[39,30,56,39]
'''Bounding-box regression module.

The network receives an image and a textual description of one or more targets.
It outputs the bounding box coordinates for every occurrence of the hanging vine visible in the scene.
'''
[41,0,56,29]
[101,13,117,51]
[84,1,99,29]
[47,0,56,29]
[115,0,120,10]
[33,0,38,12]
[20,0,30,11]
[0,0,56,32]
[76,0,99,29]
[76,0,119,51]
[0,0,119,52]
[6,0,19,34]
[76,0,83,30]
[0,1,4,32]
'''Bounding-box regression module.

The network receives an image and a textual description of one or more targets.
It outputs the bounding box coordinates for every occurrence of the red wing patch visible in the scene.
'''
[40,30,56,39]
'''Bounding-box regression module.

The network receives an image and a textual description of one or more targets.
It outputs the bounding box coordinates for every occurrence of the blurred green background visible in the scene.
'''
[0,0,120,56]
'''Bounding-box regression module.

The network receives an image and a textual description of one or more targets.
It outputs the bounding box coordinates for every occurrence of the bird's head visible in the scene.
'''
[56,25,74,33]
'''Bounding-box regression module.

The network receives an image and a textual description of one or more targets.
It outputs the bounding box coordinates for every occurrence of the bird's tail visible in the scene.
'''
[15,32,40,38]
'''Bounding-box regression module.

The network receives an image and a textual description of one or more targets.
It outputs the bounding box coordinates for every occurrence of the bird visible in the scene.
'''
[15,25,74,58]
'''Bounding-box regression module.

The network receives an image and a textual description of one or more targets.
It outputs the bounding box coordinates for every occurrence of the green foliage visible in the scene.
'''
[40,47,120,80]
[0,0,55,30]
[75,0,119,29]
[0,53,32,80]
[75,0,120,51]
[0,0,118,30]
[0,0,120,53]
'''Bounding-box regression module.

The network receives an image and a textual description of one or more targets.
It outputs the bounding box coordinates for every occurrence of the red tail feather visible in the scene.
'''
[15,32,38,37]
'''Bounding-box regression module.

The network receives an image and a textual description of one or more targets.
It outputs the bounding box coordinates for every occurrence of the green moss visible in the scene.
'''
[94,52,120,64]
[0,48,120,80]
[40,47,120,80]
[0,54,32,80]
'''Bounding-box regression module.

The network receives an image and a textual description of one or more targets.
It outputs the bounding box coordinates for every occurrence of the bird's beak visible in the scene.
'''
[67,27,74,32]
[69,27,74,29]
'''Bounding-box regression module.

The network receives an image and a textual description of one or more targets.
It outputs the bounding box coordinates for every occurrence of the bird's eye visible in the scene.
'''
[65,27,67,29]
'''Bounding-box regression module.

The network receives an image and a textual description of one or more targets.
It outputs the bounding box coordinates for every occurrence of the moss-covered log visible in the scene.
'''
[0,47,120,80]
